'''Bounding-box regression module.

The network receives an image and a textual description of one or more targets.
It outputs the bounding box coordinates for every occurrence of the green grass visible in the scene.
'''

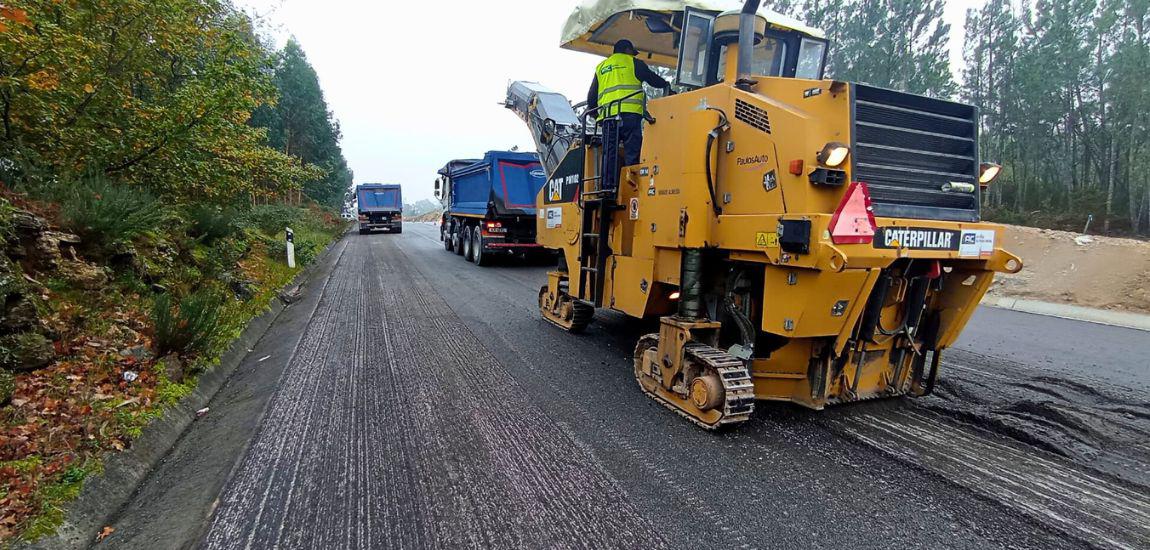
[19,461,101,542]
[154,375,196,407]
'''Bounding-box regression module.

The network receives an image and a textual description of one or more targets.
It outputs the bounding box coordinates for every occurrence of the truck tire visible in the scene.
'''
[453,228,465,255]
[444,227,453,251]
[473,229,489,266]
[463,226,475,262]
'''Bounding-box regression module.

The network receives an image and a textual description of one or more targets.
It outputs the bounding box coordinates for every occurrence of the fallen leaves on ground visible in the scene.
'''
[0,299,160,541]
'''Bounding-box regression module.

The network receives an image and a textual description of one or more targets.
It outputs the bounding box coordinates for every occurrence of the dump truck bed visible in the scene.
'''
[356,184,402,213]
[356,183,402,234]
[440,151,544,217]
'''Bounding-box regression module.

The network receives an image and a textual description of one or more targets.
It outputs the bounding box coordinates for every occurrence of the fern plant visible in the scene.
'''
[58,176,166,247]
[151,289,224,357]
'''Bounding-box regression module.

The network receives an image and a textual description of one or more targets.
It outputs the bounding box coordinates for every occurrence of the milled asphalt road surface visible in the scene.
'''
[103,223,1150,550]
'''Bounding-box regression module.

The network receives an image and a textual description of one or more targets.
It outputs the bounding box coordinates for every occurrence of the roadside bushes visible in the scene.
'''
[290,234,323,265]
[236,204,338,266]
[55,177,165,249]
[237,204,302,235]
[151,289,225,357]
[186,205,239,244]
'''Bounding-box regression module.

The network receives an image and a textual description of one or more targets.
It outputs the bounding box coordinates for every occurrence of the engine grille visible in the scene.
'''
[735,99,771,134]
[851,84,980,222]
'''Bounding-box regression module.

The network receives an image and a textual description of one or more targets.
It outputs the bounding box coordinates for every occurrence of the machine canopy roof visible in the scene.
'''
[561,0,824,67]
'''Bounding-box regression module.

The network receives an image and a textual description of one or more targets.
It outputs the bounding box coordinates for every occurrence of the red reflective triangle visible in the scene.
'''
[828,181,877,244]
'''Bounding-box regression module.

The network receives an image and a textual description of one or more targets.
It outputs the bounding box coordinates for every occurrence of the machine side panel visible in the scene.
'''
[760,266,874,338]
[535,147,583,255]
[606,255,655,318]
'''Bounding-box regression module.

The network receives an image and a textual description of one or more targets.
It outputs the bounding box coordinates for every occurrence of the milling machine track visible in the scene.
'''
[633,334,755,429]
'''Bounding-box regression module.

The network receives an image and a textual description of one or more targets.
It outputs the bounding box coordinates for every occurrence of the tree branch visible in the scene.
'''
[103,109,213,174]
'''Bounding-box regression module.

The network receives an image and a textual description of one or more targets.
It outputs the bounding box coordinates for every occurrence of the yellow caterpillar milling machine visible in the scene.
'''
[505,0,1022,429]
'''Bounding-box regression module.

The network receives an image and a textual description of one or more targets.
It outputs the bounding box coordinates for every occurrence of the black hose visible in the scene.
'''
[704,108,729,216]
[723,295,756,351]
[723,269,756,353]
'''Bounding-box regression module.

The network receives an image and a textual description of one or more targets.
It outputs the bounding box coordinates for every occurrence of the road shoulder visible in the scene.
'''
[982,295,1150,332]
[24,236,348,550]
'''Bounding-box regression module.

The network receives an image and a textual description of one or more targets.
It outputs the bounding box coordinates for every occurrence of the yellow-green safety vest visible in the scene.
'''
[595,53,645,119]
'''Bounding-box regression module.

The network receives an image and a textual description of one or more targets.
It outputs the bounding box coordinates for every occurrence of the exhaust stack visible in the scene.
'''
[736,0,760,90]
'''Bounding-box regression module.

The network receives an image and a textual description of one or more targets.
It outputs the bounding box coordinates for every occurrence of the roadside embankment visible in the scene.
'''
[989,225,1150,315]
[0,186,346,545]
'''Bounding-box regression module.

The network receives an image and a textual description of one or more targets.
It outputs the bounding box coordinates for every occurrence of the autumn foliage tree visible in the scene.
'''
[0,0,318,202]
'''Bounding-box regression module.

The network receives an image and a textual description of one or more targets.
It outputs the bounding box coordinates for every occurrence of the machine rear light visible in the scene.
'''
[485,221,502,228]
[926,260,942,279]
[828,181,877,244]
[817,142,851,167]
[978,162,1001,187]
[357,214,367,221]
[788,159,804,176]
[669,290,681,300]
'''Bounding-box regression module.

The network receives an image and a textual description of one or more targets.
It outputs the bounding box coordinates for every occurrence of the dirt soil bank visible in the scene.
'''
[989,225,1150,314]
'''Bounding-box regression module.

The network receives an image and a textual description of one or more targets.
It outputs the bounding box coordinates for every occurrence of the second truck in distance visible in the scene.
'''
[356,183,403,234]
[435,151,548,266]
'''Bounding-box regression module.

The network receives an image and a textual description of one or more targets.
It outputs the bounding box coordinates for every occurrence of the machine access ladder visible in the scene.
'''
[504,81,638,308]
[578,111,630,308]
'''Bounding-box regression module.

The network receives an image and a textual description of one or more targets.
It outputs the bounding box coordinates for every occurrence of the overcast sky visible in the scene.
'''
[237,0,987,203]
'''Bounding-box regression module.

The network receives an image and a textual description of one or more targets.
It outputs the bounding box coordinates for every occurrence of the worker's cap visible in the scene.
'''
[613,39,639,56]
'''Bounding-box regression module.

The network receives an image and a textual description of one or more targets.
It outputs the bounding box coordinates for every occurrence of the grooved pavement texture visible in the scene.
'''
[201,234,665,549]
[175,224,1148,550]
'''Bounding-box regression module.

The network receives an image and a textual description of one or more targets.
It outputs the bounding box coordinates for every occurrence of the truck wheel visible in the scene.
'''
[453,229,465,255]
[444,227,453,251]
[473,229,489,266]
[463,226,475,262]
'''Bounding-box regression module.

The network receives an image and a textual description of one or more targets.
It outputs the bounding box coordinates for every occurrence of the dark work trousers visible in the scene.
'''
[619,112,644,166]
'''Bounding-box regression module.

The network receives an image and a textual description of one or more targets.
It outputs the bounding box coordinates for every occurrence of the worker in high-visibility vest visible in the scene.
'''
[587,39,670,166]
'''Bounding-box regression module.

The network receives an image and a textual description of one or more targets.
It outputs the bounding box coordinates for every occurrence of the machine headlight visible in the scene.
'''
[979,162,1002,185]
[817,142,850,167]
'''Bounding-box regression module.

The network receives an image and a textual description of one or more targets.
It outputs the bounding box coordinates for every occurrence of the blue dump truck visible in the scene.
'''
[356,183,402,234]
[435,151,547,266]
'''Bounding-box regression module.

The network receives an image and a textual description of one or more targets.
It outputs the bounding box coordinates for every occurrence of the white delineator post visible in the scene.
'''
[285,227,296,268]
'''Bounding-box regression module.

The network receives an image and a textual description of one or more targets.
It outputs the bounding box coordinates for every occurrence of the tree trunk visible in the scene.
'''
[1104,139,1116,232]
[1127,145,1137,232]
[1142,181,1150,235]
